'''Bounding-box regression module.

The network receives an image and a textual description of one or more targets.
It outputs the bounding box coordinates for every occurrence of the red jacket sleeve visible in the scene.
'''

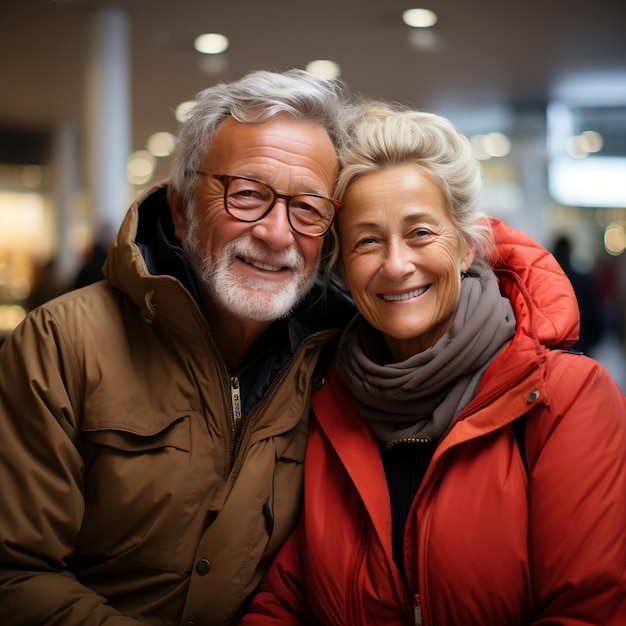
[528,352,626,624]
[242,524,316,625]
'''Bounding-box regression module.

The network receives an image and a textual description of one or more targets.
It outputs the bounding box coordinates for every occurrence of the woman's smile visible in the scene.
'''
[379,285,430,302]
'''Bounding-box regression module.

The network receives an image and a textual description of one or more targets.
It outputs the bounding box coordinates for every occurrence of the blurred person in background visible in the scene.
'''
[25,256,68,311]
[553,234,604,355]
[0,69,356,625]
[71,222,114,289]
[242,103,626,625]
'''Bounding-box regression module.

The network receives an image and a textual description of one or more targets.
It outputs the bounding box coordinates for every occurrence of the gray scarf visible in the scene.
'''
[335,264,516,448]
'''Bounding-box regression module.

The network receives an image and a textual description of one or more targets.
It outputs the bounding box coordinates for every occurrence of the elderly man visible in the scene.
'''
[0,69,355,625]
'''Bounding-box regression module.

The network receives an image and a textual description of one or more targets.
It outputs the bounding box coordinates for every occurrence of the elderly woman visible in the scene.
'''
[242,103,626,625]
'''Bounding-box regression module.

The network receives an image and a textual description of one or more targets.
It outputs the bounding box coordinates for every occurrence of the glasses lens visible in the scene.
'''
[225,177,273,221]
[288,196,335,236]
[222,176,336,236]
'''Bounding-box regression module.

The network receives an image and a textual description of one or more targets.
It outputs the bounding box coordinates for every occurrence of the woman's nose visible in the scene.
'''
[380,242,415,280]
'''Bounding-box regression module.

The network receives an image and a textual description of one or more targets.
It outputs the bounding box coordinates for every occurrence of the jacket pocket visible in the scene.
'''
[261,426,308,551]
[76,409,193,570]
[80,410,191,454]
[273,422,308,463]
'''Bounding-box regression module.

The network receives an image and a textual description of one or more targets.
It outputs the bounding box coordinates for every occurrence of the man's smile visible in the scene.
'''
[240,256,289,272]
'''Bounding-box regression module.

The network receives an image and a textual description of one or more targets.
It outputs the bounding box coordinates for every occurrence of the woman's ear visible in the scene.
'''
[169,187,188,241]
[460,242,476,274]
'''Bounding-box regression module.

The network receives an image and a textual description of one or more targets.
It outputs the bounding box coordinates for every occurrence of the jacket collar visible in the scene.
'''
[104,181,356,353]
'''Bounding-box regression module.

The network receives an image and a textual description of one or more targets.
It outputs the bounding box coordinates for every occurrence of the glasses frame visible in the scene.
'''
[195,172,341,237]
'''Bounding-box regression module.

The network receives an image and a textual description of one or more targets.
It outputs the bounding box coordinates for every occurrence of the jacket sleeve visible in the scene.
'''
[0,309,141,626]
[241,524,315,625]
[528,352,626,625]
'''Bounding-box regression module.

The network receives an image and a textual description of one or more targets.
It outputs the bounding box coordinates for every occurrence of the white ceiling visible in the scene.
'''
[2,0,626,174]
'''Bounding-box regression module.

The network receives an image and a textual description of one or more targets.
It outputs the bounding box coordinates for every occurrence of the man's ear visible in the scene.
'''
[169,187,188,241]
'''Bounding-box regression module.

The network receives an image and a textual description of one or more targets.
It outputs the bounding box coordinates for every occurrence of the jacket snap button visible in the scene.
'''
[195,559,211,575]
[526,390,540,403]
[313,374,326,388]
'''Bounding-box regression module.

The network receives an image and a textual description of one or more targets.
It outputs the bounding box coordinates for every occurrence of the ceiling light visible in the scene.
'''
[194,33,229,55]
[470,133,511,159]
[580,130,603,153]
[604,222,626,256]
[147,132,176,157]
[470,136,490,160]
[566,131,604,158]
[127,150,156,185]
[305,60,341,79]
[567,136,589,158]
[175,100,196,122]
[402,8,438,28]
[483,132,511,158]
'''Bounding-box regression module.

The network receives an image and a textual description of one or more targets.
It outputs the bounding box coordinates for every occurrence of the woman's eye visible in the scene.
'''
[412,228,432,239]
[355,236,377,247]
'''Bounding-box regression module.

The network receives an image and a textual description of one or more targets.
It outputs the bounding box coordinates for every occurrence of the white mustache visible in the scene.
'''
[223,239,305,272]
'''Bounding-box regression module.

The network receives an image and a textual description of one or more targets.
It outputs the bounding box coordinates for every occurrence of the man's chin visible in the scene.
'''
[193,252,317,323]
[209,284,301,322]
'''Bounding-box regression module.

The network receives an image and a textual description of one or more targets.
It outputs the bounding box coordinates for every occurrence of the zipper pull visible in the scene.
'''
[230,376,242,437]
[414,594,422,625]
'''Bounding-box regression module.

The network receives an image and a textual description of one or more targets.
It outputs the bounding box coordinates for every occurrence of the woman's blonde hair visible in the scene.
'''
[326,102,494,273]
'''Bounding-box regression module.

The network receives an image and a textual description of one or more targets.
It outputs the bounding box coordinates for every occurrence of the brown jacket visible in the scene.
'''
[0,183,354,625]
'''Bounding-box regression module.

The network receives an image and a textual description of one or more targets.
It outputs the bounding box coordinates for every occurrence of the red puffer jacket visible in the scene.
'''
[241,219,626,625]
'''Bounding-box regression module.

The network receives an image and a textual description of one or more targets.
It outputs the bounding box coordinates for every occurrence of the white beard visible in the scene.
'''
[182,214,319,322]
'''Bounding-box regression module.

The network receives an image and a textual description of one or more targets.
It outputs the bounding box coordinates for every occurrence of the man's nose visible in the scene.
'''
[250,199,295,249]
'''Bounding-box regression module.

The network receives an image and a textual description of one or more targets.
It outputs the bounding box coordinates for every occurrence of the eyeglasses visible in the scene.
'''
[195,172,341,237]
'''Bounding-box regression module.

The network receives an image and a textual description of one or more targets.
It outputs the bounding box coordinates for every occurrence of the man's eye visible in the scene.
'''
[228,189,267,207]
[234,188,261,198]
[291,199,319,214]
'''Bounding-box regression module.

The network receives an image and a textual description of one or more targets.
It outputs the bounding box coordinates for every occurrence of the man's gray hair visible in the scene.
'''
[169,69,353,212]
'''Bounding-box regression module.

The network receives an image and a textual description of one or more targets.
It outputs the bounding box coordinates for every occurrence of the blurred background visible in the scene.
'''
[1,0,625,388]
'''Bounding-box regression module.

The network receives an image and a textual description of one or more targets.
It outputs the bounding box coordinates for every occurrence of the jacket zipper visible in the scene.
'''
[414,594,422,625]
[348,513,368,624]
[227,330,332,467]
[229,375,243,440]
[409,457,442,626]
[204,312,322,464]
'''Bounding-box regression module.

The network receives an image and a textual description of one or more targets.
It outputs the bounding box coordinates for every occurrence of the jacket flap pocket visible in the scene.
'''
[81,409,191,452]
[273,426,308,463]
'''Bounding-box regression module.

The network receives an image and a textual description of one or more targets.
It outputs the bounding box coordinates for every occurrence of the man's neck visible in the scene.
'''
[201,294,273,369]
